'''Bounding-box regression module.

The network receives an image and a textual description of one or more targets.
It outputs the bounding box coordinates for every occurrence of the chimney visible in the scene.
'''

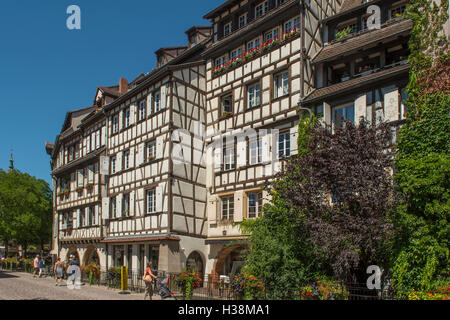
[119,78,128,95]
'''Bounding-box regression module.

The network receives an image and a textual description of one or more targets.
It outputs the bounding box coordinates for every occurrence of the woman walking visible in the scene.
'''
[54,258,64,286]
[143,262,157,300]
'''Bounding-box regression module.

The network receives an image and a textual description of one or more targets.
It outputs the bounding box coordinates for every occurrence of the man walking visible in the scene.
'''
[33,255,40,278]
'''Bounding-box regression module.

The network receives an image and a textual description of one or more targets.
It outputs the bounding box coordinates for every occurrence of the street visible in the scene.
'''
[0,270,159,300]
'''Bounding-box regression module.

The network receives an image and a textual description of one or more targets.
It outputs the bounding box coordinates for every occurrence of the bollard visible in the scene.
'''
[119,266,130,295]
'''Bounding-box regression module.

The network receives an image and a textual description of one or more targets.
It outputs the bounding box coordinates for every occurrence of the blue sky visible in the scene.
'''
[0,0,223,187]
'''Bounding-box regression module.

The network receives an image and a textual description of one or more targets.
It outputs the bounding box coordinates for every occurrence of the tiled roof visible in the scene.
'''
[99,86,120,97]
[304,63,410,103]
[339,0,365,12]
[314,19,413,63]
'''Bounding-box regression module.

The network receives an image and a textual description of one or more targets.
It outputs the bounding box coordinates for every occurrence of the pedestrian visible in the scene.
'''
[143,262,157,300]
[33,255,40,278]
[39,257,46,278]
[54,258,64,286]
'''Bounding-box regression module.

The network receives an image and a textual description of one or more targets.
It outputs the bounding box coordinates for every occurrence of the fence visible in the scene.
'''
[1,263,395,300]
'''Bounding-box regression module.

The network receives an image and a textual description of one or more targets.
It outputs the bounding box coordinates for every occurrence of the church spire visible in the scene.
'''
[9,151,14,170]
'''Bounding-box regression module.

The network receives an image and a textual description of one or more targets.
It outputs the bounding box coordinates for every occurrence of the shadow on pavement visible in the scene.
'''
[0,271,20,279]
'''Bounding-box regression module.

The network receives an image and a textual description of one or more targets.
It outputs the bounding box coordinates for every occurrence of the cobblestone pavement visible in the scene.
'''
[0,270,164,300]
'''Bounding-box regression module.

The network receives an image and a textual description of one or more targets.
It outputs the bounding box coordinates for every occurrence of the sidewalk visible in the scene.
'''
[0,270,168,300]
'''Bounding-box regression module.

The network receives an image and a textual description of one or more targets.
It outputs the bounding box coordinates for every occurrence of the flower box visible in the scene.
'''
[222,111,233,118]
[76,188,84,193]
[147,155,155,161]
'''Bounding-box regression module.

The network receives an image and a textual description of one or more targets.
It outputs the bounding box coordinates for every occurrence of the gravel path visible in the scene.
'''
[0,270,162,300]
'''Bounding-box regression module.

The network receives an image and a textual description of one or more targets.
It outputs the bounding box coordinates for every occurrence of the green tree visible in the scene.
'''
[391,0,449,298]
[0,169,53,256]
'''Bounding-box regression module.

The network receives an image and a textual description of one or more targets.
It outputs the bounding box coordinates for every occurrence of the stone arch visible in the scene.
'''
[211,244,248,282]
[82,245,100,268]
[186,250,205,277]
[65,247,80,264]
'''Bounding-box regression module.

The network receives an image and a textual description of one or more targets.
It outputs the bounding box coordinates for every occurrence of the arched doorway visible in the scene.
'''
[212,245,247,280]
[65,248,80,265]
[83,246,100,267]
[186,251,204,281]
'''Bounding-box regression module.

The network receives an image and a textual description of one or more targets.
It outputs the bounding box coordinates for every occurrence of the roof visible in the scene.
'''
[99,86,120,98]
[101,235,181,243]
[313,19,413,64]
[340,0,364,12]
[321,0,384,24]
[185,25,213,35]
[203,0,239,20]
[303,63,410,104]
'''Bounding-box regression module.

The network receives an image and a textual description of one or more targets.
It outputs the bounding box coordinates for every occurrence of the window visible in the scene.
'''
[88,206,96,226]
[333,104,355,129]
[275,0,287,6]
[255,1,269,18]
[247,38,260,51]
[123,194,130,217]
[221,94,233,115]
[264,28,279,42]
[221,196,234,221]
[79,209,85,227]
[249,137,262,165]
[215,55,227,68]
[278,131,291,158]
[123,150,130,170]
[247,192,263,219]
[283,16,300,33]
[111,197,117,219]
[75,143,80,159]
[274,71,289,98]
[111,156,116,174]
[146,140,156,161]
[112,115,119,134]
[336,21,357,36]
[147,189,156,214]
[224,22,232,37]
[189,35,196,45]
[239,13,248,28]
[154,92,161,113]
[247,83,261,109]
[401,88,408,119]
[68,146,74,162]
[123,107,131,128]
[230,48,242,61]
[138,100,146,121]
[223,143,235,171]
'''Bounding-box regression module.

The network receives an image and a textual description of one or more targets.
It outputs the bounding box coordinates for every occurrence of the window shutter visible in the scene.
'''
[117,152,123,172]
[137,143,145,166]
[88,165,94,184]
[101,126,106,146]
[146,94,153,115]
[234,191,244,222]
[130,191,135,216]
[86,136,91,153]
[156,185,163,212]
[355,94,367,125]
[323,103,332,126]
[262,132,272,163]
[91,132,96,150]
[384,87,399,122]
[161,84,168,109]
[117,194,123,218]
[214,147,222,173]
[236,138,247,167]
[130,104,136,125]
[119,109,124,131]
[130,147,135,168]
[77,209,82,228]
[95,130,101,149]
[156,136,164,159]
[77,169,84,187]
[102,198,110,220]
[137,189,144,216]
[290,126,299,155]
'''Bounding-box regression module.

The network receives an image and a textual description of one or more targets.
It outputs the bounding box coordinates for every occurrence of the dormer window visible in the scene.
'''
[283,16,300,33]
[157,55,163,67]
[247,37,260,51]
[264,28,279,42]
[239,13,248,28]
[255,1,269,19]
[224,22,232,37]
[189,35,196,45]
[215,55,227,68]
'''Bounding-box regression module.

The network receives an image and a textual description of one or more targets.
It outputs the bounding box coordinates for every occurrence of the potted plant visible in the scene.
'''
[178,270,202,300]
[76,187,84,193]
[335,26,352,40]
[147,155,155,162]
[283,27,298,40]
[83,263,101,286]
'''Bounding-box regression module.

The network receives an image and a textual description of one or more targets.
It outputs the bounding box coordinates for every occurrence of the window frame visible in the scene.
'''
[220,93,233,116]
[246,82,261,109]
[146,188,157,215]
[138,99,146,122]
[221,195,235,221]
[278,131,291,159]
[246,191,263,219]
[273,70,290,99]
[255,1,269,19]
